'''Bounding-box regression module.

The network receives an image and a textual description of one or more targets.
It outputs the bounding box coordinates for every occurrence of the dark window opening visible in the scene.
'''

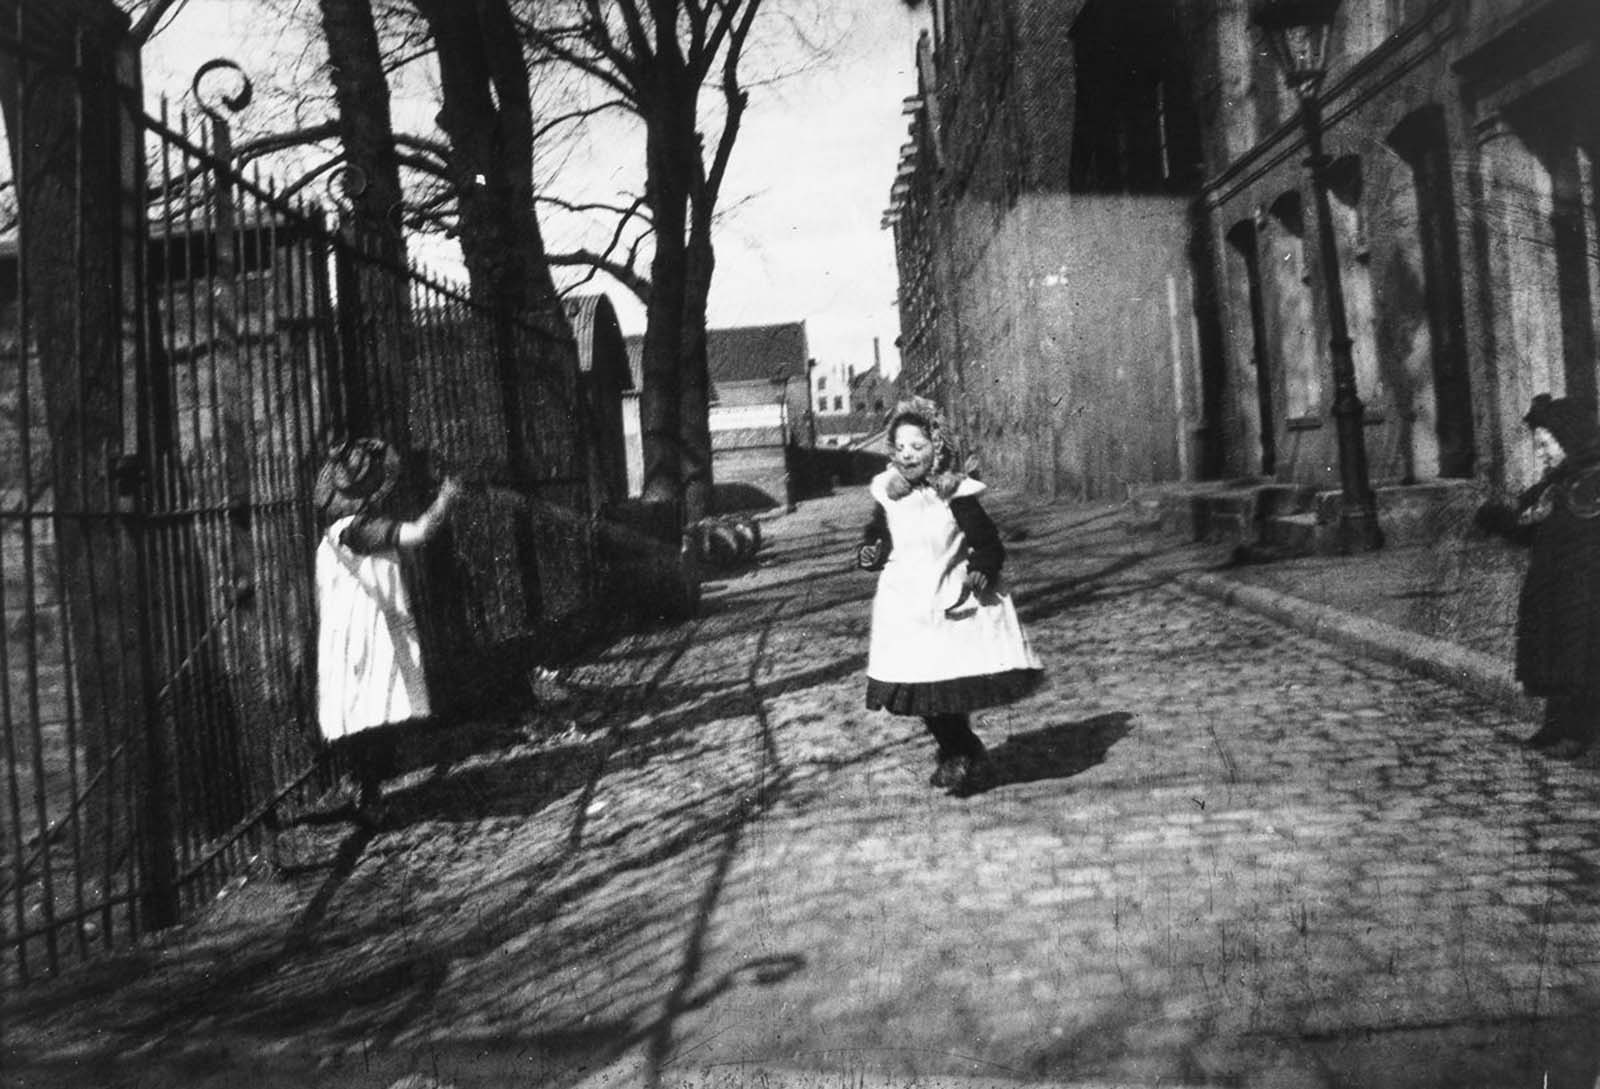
[1068,0,1202,194]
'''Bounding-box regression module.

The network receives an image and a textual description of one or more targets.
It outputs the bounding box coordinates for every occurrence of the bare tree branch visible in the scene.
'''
[128,0,190,44]
[587,0,649,78]
[533,99,633,144]
[280,152,347,200]
[549,249,652,303]
[383,44,438,74]
[395,148,451,181]
[536,192,653,227]
[694,0,748,83]
[397,132,454,162]
[521,22,640,103]
[234,120,341,158]
[704,0,757,203]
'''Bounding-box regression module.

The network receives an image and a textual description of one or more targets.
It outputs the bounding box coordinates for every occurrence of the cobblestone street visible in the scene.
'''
[9,486,1600,1088]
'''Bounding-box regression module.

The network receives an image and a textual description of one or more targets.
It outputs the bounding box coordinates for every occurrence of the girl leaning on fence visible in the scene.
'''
[314,437,461,813]
[856,397,1044,795]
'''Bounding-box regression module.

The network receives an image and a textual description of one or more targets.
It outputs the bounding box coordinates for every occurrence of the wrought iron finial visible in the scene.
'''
[191,58,254,122]
[325,163,369,213]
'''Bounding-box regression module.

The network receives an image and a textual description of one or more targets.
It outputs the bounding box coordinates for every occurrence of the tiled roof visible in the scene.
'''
[624,322,808,393]
[817,413,882,436]
[705,323,809,383]
[711,426,787,451]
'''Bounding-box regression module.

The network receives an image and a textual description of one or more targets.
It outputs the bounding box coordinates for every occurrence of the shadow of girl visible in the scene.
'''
[958,711,1134,796]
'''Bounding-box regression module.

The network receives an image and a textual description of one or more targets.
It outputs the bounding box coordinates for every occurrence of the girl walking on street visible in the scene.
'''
[314,437,461,811]
[857,398,1043,794]
[1476,394,1600,759]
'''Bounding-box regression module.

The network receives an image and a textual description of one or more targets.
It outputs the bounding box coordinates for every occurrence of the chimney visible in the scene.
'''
[873,337,881,373]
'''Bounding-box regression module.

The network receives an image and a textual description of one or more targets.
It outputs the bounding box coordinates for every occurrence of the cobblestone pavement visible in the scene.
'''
[8,488,1600,1089]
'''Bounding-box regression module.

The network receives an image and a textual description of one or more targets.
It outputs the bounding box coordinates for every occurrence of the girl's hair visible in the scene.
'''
[886,397,964,499]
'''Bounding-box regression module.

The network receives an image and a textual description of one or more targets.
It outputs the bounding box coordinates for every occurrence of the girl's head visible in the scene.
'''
[1525,394,1600,470]
[1533,427,1565,472]
[890,414,937,485]
[314,437,400,521]
[885,397,963,497]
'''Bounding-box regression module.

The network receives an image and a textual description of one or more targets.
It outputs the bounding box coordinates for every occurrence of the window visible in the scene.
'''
[816,376,827,391]
[834,396,844,411]
[1068,0,1201,193]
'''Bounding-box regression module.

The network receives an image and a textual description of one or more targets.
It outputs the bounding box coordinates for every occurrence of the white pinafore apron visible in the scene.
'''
[315,516,430,740]
[866,473,1041,685]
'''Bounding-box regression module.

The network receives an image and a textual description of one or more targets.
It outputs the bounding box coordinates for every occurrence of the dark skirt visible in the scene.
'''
[866,668,1044,717]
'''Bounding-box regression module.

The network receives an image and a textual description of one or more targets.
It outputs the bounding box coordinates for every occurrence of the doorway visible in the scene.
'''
[1226,219,1277,476]
[1389,106,1476,477]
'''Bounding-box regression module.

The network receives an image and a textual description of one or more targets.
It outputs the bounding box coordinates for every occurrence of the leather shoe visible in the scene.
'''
[945,746,990,795]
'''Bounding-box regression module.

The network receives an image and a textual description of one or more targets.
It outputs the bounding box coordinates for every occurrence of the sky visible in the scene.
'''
[141,0,929,380]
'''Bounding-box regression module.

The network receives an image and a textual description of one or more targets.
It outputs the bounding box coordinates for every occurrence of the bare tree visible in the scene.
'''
[316,0,416,437]
[408,0,581,496]
[519,0,763,520]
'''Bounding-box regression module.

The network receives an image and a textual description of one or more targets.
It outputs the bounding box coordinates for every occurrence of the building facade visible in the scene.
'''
[888,0,1208,501]
[815,363,898,448]
[1194,0,1598,493]
[622,322,811,508]
[812,359,851,417]
[888,0,1600,501]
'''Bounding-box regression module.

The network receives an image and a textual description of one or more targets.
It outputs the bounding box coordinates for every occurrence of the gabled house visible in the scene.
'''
[623,321,811,510]
[816,363,896,449]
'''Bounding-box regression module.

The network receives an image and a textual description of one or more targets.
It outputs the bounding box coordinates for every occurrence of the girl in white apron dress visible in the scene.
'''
[858,399,1043,794]
[314,438,461,809]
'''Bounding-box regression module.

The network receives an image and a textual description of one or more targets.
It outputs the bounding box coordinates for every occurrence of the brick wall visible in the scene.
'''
[946,191,1200,500]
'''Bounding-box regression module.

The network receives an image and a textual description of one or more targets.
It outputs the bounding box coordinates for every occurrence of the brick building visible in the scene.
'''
[887,0,1206,501]
[888,0,1600,506]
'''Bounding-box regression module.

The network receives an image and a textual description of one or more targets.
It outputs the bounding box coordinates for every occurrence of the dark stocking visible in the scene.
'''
[922,713,982,758]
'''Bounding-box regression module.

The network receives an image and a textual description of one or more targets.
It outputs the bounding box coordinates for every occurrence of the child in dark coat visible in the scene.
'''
[1476,394,1600,758]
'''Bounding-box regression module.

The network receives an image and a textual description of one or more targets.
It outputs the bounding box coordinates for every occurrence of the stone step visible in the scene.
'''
[1256,483,1318,519]
[1133,477,1486,557]
[1260,511,1328,555]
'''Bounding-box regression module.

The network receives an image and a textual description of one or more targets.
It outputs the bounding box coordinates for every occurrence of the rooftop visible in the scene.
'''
[624,322,809,392]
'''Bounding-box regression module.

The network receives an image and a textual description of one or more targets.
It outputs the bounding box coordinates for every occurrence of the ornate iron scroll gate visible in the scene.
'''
[0,0,581,983]
[0,12,339,983]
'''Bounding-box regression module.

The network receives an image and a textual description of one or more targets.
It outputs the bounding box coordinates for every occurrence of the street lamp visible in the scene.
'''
[1251,0,1384,552]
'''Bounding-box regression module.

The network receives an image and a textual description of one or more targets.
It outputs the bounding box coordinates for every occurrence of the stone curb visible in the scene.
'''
[1176,570,1540,722]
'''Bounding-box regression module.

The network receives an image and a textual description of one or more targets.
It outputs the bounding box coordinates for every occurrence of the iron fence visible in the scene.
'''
[0,1,589,983]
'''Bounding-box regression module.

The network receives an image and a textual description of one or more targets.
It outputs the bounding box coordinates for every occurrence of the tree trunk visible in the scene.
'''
[417,0,578,462]
[639,91,697,506]
[679,219,715,523]
[316,0,413,441]
[415,0,586,619]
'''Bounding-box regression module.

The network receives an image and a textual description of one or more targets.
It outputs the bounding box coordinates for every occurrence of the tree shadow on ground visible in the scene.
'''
[378,738,610,824]
[959,712,1134,796]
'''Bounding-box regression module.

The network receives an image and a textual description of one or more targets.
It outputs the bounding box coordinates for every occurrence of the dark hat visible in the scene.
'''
[313,437,400,521]
[1525,394,1600,457]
